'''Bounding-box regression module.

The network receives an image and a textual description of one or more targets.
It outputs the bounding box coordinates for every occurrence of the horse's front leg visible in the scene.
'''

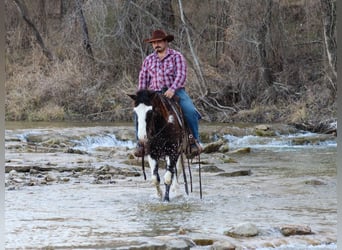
[163,156,176,202]
[148,156,162,199]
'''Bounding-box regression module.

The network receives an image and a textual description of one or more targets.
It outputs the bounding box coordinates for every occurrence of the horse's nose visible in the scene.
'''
[138,138,148,147]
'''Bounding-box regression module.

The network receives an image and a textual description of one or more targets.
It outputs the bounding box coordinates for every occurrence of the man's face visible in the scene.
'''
[152,40,167,53]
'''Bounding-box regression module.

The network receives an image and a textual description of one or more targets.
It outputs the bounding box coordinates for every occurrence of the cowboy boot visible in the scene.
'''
[186,134,203,159]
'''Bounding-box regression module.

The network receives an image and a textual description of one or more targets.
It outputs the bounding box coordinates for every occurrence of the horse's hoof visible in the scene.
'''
[163,197,170,202]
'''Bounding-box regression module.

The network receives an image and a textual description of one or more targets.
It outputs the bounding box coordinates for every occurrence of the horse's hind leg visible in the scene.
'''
[148,156,162,198]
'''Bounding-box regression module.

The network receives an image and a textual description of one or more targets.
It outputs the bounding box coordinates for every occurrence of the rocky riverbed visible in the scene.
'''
[5,122,337,249]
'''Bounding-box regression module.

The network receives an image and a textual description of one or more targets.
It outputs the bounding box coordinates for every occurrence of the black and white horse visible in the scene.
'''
[128,89,188,201]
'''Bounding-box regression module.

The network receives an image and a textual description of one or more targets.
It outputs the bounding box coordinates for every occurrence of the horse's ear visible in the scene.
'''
[127,94,136,100]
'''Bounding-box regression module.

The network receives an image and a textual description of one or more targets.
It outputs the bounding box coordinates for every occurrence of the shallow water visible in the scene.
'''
[5,123,337,249]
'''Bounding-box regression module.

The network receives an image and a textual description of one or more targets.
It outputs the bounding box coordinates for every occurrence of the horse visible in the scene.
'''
[128,89,193,202]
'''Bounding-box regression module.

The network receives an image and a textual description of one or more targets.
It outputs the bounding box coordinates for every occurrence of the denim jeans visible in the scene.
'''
[174,88,201,142]
[134,88,201,142]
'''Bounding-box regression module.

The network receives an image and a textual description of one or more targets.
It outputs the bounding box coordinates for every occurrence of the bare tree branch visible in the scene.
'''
[177,0,207,97]
[321,0,336,80]
[13,0,54,61]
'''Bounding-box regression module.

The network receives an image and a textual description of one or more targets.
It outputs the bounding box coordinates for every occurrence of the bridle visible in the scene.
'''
[139,93,185,180]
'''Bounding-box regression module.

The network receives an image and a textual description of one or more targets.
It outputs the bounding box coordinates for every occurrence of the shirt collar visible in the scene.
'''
[153,48,171,60]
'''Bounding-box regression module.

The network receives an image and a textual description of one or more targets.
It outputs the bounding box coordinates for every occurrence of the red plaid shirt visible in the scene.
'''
[138,48,187,92]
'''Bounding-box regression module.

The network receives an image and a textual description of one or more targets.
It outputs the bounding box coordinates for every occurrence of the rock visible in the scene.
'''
[228,147,251,154]
[178,227,187,235]
[254,124,277,136]
[12,178,24,183]
[254,125,277,136]
[96,165,115,174]
[211,240,236,250]
[27,180,37,186]
[280,224,313,236]
[7,158,23,163]
[154,235,195,249]
[219,144,229,153]
[29,168,39,174]
[199,132,213,143]
[203,139,227,154]
[45,173,57,182]
[6,165,41,173]
[291,134,335,145]
[222,157,237,163]
[25,134,45,143]
[94,146,112,152]
[201,165,224,173]
[255,129,276,137]
[97,174,112,180]
[5,136,21,142]
[116,129,135,141]
[65,148,87,154]
[224,222,259,237]
[255,124,269,131]
[304,179,326,185]
[193,238,214,246]
[217,170,251,177]
[8,169,18,178]
[42,138,64,147]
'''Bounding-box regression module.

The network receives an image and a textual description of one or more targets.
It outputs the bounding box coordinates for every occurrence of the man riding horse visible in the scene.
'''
[134,29,202,158]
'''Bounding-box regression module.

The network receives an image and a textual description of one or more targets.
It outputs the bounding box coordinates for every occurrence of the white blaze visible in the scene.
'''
[134,103,152,141]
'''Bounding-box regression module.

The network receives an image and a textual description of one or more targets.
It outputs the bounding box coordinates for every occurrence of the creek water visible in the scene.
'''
[5,122,337,249]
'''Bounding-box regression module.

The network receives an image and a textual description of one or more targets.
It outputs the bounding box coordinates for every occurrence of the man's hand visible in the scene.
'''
[164,89,175,99]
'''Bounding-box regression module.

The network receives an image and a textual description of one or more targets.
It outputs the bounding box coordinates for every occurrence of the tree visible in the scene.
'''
[320,0,336,93]
[75,0,93,59]
[13,0,53,60]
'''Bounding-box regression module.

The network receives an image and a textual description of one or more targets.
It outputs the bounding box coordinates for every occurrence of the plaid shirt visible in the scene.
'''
[138,48,187,92]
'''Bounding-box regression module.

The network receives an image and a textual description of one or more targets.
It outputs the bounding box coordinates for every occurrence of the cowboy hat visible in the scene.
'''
[144,30,174,43]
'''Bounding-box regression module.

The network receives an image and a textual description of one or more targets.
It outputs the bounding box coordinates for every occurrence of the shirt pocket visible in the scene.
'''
[148,64,158,75]
[164,61,175,77]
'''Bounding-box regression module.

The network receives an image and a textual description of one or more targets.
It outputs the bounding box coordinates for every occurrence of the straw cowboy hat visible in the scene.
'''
[144,30,174,43]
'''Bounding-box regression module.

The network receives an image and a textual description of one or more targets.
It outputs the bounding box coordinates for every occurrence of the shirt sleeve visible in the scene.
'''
[138,59,150,90]
[169,52,187,91]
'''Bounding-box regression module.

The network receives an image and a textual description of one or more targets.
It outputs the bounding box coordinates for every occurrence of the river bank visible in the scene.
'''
[5,122,337,249]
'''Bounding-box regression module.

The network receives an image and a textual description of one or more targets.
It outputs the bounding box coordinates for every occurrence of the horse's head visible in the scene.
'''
[128,89,181,150]
[128,90,157,144]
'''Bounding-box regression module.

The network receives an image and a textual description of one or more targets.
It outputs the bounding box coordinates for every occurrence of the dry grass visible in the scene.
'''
[5,0,336,125]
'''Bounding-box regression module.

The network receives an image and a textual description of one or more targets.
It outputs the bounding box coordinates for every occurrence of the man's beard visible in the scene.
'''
[155,47,163,53]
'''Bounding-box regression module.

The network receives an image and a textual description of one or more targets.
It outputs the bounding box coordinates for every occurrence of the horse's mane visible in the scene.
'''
[154,92,184,130]
[151,92,171,122]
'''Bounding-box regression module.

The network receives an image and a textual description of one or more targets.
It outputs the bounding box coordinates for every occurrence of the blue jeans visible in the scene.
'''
[134,88,201,142]
[175,88,201,142]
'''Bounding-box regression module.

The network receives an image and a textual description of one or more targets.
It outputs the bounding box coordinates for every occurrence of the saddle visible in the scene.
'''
[158,93,202,159]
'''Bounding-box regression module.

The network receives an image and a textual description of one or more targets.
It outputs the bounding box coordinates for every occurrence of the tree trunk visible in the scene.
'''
[13,0,53,61]
[320,0,336,82]
[75,0,93,59]
[256,0,273,87]
[160,0,175,30]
